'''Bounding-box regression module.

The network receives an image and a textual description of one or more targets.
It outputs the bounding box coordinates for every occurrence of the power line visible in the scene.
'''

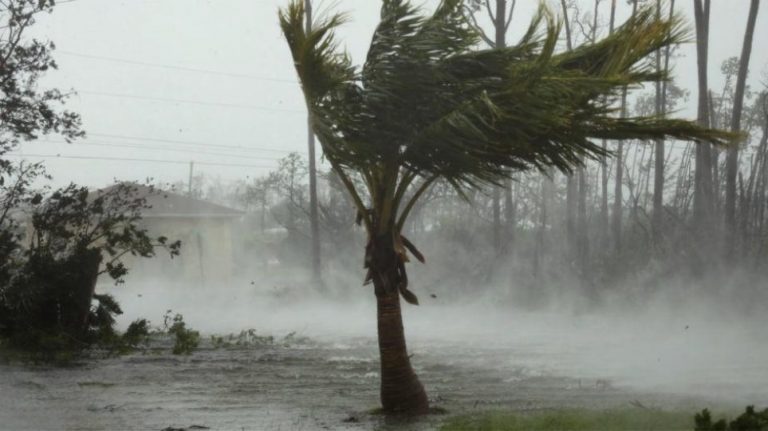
[35,139,284,160]
[7,153,274,168]
[76,90,306,113]
[58,50,298,83]
[85,132,294,154]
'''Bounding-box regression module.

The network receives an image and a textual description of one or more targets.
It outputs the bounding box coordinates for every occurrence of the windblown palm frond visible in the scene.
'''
[280,0,736,302]
[281,0,732,193]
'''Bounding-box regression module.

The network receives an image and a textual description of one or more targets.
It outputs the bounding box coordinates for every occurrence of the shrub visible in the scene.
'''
[211,329,274,349]
[165,313,200,355]
[696,406,768,431]
[122,319,152,349]
[0,181,180,357]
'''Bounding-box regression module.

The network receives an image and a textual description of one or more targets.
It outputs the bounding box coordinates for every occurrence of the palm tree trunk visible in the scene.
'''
[369,232,428,414]
[375,282,428,414]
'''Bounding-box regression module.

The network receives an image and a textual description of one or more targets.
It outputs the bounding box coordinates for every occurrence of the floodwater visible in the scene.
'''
[1,282,767,430]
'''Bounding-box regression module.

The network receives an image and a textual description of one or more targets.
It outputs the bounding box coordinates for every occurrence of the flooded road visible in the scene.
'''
[2,284,767,430]
[0,337,709,431]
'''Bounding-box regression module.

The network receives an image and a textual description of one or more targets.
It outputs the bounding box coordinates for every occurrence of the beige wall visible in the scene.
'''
[126,216,237,287]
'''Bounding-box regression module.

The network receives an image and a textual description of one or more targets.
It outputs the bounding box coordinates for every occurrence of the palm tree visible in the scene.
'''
[279,0,733,415]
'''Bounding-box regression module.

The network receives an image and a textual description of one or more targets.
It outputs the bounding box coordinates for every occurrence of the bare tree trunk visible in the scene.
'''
[584,0,604,265]
[492,186,501,252]
[601,144,609,241]
[577,167,589,275]
[744,124,765,244]
[676,142,696,218]
[612,0,634,253]
[755,104,768,259]
[566,174,577,255]
[534,172,551,278]
[560,0,578,257]
[305,0,322,283]
[503,178,515,252]
[603,0,617,246]
[75,249,103,335]
[693,0,714,234]
[490,0,514,255]
[612,139,624,254]
[710,92,721,211]
[652,0,674,242]
[725,0,760,255]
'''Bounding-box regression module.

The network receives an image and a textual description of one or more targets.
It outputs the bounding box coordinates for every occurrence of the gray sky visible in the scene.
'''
[18,0,768,189]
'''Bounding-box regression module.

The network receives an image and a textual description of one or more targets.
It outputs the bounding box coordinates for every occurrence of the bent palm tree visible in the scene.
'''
[280,0,732,415]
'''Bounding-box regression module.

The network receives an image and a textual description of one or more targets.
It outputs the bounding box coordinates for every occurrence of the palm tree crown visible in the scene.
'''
[280,0,733,302]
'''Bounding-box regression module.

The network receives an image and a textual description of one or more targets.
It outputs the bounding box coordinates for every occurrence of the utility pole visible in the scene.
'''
[305,0,322,283]
[188,161,194,197]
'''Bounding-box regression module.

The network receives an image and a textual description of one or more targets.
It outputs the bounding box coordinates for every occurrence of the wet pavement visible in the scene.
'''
[2,288,767,430]
[1,333,758,431]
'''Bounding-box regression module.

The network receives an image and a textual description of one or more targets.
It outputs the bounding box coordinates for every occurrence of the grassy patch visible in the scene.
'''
[441,408,693,431]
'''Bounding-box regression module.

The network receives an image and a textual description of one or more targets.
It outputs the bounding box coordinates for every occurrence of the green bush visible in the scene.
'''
[0,182,180,358]
[211,329,274,348]
[165,313,200,355]
[696,406,768,431]
[122,318,151,349]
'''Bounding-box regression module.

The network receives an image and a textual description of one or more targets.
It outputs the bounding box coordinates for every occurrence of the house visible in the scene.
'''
[107,184,245,286]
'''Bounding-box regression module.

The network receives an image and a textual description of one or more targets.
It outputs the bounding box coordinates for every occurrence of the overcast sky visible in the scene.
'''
[16,0,768,189]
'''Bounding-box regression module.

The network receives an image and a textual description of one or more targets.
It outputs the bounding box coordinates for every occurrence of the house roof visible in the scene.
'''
[96,183,244,219]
